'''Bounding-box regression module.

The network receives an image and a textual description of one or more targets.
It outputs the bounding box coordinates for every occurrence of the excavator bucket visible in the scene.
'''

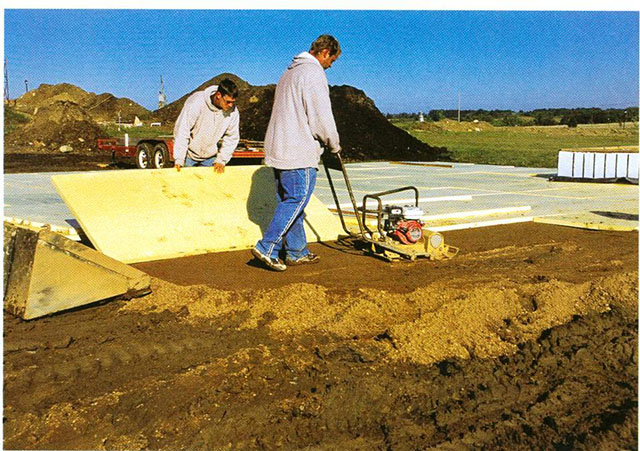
[3,221,151,320]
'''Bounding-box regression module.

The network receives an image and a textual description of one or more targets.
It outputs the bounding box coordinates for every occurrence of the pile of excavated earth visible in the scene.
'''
[4,74,445,163]
[5,83,150,152]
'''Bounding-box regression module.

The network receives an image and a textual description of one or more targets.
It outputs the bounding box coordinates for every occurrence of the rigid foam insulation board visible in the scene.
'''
[52,166,343,263]
[557,151,574,177]
[3,222,151,320]
[557,151,639,180]
[629,154,639,179]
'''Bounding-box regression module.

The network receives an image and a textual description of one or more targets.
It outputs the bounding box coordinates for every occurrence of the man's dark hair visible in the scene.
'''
[217,79,239,98]
[310,35,341,56]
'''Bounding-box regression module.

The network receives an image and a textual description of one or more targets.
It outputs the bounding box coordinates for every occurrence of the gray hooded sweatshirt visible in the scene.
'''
[173,85,240,166]
[264,52,341,170]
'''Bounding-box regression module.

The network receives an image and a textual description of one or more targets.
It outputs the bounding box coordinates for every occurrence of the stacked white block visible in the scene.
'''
[557,151,639,180]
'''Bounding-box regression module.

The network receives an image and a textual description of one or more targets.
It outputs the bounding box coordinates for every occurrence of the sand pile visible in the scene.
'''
[122,271,637,367]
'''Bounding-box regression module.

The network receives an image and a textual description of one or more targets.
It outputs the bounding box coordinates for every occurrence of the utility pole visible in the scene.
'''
[3,57,9,102]
[158,75,167,109]
[24,79,29,94]
[457,91,461,122]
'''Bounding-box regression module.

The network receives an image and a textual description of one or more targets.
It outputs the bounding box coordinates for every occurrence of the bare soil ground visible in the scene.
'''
[3,151,115,173]
[4,222,638,450]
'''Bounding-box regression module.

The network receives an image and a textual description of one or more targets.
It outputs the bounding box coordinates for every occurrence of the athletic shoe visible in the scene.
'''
[251,247,287,271]
[285,253,320,266]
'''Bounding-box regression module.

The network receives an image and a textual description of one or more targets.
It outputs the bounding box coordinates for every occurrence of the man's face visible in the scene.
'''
[317,48,340,70]
[212,92,236,111]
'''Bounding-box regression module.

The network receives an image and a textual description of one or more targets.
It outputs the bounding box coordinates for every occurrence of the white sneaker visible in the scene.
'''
[251,247,287,271]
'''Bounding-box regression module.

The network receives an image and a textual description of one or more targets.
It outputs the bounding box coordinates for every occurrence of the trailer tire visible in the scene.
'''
[136,143,152,169]
[152,143,170,169]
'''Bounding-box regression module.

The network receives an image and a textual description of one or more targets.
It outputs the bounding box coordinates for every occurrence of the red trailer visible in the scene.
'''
[97,135,265,169]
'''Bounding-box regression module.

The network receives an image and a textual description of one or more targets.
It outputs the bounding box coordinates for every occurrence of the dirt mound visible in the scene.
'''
[6,83,151,153]
[153,73,446,162]
[85,93,151,122]
[14,83,93,114]
[152,72,251,124]
[7,100,104,152]
[13,82,150,123]
[330,85,446,161]
[3,272,636,449]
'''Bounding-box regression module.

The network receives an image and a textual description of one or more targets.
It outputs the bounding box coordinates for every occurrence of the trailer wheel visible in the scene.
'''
[152,143,170,169]
[136,143,152,169]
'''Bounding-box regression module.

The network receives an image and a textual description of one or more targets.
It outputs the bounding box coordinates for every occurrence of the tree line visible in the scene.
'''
[387,107,639,127]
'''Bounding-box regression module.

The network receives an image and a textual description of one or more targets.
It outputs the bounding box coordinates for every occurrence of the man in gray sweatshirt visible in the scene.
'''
[252,35,342,271]
[173,79,240,173]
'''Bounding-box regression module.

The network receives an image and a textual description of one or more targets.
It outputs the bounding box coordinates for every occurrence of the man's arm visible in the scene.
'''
[173,95,199,170]
[304,71,341,153]
[214,110,241,168]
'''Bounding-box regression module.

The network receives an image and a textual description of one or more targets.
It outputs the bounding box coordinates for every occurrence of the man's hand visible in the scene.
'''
[213,162,225,174]
[175,164,181,172]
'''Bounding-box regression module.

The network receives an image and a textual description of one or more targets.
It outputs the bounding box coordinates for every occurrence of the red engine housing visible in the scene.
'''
[392,220,423,244]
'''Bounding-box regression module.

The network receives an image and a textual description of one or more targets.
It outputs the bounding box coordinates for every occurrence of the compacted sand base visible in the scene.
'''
[3,222,637,449]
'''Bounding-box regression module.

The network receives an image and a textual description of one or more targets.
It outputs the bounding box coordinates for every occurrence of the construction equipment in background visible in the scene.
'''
[322,152,458,262]
[97,136,265,169]
[3,221,151,320]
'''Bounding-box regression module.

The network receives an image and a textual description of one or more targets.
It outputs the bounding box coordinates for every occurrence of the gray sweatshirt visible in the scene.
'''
[173,85,240,166]
[264,52,341,170]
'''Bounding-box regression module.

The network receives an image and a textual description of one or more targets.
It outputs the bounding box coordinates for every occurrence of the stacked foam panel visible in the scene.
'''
[556,151,639,182]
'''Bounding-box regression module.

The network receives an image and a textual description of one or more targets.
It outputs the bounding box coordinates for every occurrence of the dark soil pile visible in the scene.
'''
[6,101,104,152]
[152,73,250,125]
[153,73,446,162]
[330,85,448,161]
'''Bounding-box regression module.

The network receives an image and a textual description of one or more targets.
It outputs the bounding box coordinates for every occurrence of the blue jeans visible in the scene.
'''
[185,156,216,167]
[255,168,317,261]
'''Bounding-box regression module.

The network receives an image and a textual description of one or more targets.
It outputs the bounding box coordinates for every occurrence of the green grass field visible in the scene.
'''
[393,119,639,168]
[101,124,174,139]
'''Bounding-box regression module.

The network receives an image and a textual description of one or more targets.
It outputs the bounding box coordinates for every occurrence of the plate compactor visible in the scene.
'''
[322,152,458,262]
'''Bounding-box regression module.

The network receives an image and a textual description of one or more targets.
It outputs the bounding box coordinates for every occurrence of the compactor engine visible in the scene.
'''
[322,152,458,262]
[382,205,424,245]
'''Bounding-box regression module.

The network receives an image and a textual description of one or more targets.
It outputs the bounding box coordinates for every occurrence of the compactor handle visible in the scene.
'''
[321,151,344,171]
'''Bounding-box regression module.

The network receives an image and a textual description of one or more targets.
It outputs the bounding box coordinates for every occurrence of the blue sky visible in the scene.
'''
[4,9,639,113]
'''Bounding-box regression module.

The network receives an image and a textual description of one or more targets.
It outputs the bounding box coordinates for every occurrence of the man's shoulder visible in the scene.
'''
[186,90,205,103]
[287,63,326,86]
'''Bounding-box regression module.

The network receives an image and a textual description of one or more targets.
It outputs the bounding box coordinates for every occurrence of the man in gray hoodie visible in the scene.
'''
[173,79,240,173]
[252,35,342,271]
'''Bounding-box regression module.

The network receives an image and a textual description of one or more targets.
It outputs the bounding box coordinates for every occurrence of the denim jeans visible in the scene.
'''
[185,156,216,167]
[255,168,317,260]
